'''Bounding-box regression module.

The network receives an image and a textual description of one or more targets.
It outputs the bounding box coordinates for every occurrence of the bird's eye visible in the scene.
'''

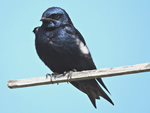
[51,14,61,20]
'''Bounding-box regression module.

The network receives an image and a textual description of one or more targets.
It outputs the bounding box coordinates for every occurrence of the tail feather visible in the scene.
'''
[97,78,111,94]
[87,92,97,108]
[81,84,97,108]
[71,79,114,108]
[96,81,114,105]
[71,81,97,108]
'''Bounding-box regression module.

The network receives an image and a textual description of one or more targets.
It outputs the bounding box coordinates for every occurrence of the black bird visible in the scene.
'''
[33,7,114,108]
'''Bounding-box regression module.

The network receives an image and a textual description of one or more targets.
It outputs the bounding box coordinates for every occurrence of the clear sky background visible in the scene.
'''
[0,0,150,113]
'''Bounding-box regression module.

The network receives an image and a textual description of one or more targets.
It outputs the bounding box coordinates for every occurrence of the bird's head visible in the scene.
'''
[40,7,73,29]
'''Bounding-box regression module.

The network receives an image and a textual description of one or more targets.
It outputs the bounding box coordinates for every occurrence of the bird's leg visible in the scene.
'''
[63,69,77,83]
[67,69,77,83]
[46,73,54,84]
[46,72,61,84]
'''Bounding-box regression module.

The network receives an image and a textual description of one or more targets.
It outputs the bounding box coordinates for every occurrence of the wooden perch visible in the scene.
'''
[7,62,150,89]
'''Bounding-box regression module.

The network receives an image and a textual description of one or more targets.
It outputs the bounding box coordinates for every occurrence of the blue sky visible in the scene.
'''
[0,0,150,113]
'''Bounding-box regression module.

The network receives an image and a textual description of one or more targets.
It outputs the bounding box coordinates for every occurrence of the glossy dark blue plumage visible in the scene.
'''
[33,7,114,108]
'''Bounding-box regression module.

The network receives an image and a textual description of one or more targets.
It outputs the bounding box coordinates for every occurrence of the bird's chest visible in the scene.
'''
[35,29,81,72]
[45,30,77,51]
[36,29,77,61]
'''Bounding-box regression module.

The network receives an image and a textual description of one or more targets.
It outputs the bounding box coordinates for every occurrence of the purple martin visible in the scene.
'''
[33,7,114,108]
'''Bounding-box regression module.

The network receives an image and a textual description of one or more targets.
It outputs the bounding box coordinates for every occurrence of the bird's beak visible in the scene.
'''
[40,17,55,22]
[40,17,49,21]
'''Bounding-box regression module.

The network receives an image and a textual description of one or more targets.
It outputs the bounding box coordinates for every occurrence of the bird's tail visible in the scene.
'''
[71,78,114,108]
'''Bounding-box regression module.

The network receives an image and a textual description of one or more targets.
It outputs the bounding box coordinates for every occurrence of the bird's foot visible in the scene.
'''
[63,69,77,83]
[46,73,54,84]
[46,73,59,84]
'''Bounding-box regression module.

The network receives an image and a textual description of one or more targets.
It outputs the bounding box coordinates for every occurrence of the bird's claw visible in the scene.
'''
[46,73,61,85]
[71,69,77,72]
[46,73,55,84]
[63,69,77,83]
